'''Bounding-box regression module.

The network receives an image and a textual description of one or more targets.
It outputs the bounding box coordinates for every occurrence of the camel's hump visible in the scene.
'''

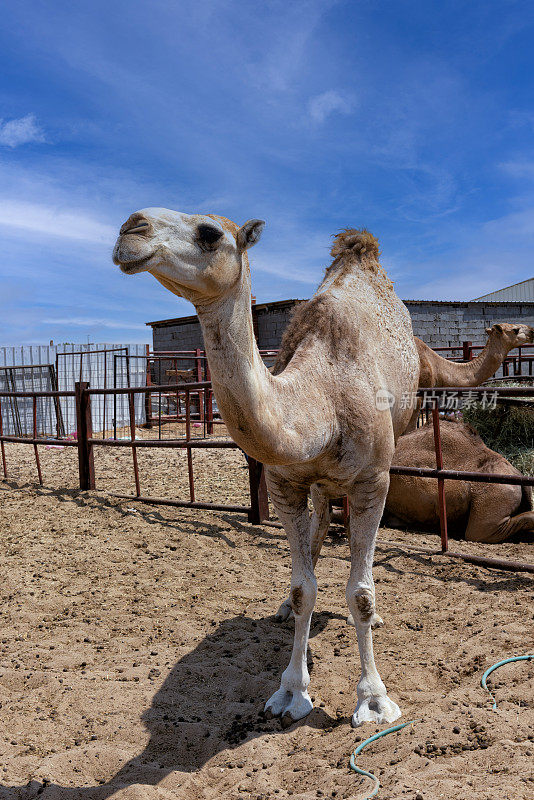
[330,228,380,259]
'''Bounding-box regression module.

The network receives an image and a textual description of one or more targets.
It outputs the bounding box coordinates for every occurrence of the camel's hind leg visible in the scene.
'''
[275,484,330,622]
[465,491,534,543]
[347,470,401,728]
[265,470,317,725]
[404,398,422,434]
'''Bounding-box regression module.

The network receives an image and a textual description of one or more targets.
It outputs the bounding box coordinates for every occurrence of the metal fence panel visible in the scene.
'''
[0,343,148,435]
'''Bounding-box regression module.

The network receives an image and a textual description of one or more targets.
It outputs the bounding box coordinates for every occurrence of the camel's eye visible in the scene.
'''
[196,224,223,250]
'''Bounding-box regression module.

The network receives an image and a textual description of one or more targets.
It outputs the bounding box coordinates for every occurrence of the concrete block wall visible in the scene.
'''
[255,303,296,350]
[149,301,534,376]
[151,302,298,356]
[152,320,205,377]
[405,301,534,349]
[153,320,204,353]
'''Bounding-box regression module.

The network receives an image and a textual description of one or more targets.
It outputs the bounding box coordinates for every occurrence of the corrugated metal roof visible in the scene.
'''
[473,277,534,302]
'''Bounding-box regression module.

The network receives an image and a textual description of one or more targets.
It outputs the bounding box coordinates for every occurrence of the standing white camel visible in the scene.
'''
[113,210,419,727]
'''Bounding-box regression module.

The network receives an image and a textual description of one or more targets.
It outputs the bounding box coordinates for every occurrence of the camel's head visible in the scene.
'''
[485,322,534,348]
[113,208,265,303]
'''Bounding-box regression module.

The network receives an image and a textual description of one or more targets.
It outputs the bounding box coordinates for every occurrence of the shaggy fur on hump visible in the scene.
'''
[330,228,380,259]
[272,228,386,375]
[324,228,387,284]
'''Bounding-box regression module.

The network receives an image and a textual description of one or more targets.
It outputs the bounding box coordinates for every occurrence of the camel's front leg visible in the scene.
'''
[347,471,401,728]
[265,470,317,726]
[275,484,330,622]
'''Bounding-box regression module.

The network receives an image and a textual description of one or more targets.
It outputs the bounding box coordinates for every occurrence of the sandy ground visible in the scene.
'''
[0,433,533,800]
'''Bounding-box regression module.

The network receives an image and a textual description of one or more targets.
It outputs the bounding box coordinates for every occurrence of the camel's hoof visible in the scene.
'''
[265,687,313,724]
[351,695,401,728]
[265,687,291,716]
[346,612,384,629]
[274,599,293,622]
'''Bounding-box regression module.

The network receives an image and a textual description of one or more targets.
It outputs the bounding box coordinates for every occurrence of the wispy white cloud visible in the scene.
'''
[395,202,534,301]
[42,317,146,329]
[482,206,534,238]
[400,270,504,302]
[499,160,534,180]
[250,0,338,93]
[0,199,115,243]
[252,254,320,285]
[308,89,355,124]
[249,219,332,288]
[0,114,45,147]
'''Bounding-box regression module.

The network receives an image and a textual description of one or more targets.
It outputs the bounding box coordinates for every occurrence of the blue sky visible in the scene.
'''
[1,0,534,345]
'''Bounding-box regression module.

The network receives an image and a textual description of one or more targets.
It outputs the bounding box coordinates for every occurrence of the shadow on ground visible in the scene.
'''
[0,612,345,800]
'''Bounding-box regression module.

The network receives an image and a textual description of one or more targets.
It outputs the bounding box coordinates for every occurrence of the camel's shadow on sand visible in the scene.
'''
[0,611,345,800]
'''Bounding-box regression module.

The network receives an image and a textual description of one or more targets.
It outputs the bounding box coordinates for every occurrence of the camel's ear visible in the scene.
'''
[237,219,265,251]
[485,327,492,335]
[494,323,503,333]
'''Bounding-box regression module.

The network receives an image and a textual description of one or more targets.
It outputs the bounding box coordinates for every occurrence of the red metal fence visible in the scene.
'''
[0,378,533,574]
[112,351,219,435]
[0,380,269,525]
[115,348,279,433]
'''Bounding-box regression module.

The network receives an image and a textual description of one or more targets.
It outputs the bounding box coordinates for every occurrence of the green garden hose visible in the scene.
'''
[349,654,533,799]
[349,720,419,799]
[481,654,534,711]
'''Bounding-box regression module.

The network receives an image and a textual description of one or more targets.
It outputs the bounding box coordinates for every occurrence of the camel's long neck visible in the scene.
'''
[196,280,299,464]
[438,337,509,386]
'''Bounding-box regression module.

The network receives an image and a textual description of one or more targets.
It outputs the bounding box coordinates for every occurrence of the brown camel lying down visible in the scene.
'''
[385,419,534,543]
[275,419,533,621]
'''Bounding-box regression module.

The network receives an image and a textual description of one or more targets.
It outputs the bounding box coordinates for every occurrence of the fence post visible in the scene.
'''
[515,347,521,376]
[195,348,204,422]
[0,397,7,478]
[75,381,95,490]
[462,340,472,361]
[431,403,448,553]
[205,361,214,435]
[248,458,270,523]
[185,388,195,502]
[144,344,153,428]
